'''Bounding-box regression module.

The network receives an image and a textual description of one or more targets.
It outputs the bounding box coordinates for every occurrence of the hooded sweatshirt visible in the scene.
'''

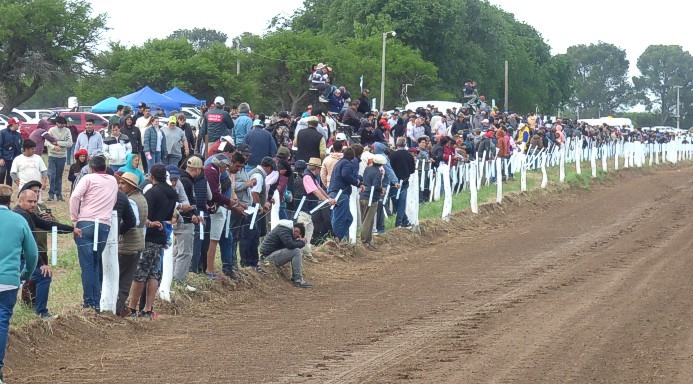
[117,153,145,186]
[28,120,56,155]
[320,151,343,188]
[496,129,509,158]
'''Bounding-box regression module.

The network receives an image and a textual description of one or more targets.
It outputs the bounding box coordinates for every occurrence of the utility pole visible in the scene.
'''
[674,85,682,129]
[380,31,396,113]
[504,60,509,112]
[236,38,241,75]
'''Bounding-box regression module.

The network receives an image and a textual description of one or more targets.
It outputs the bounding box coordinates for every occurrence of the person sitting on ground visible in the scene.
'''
[259,221,313,287]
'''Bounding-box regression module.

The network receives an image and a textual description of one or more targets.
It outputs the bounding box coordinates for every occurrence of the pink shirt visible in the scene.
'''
[70,173,118,226]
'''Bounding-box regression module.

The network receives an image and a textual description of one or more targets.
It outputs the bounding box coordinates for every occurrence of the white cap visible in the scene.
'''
[335,132,348,141]
[373,154,387,165]
[214,96,225,105]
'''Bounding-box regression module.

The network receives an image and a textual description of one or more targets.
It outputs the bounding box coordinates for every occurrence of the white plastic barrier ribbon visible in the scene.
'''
[93,218,100,251]
[440,163,452,221]
[348,186,358,244]
[368,185,375,207]
[199,210,204,240]
[396,179,403,199]
[591,146,597,178]
[270,190,280,230]
[541,152,548,189]
[330,189,343,211]
[249,204,259,230]
[520,153,527,192]
[575,141,581,175]
[293,196,306,220]
[470,161,479,214]
[159,241,174,302]
[51,226,58,266]
[420,165,426,191]
[433,168,442,201]
[559,146,565,183]
[100,211,119,314]
[602,145,608,172]
[405,168,419,229]
[495,157,502,204]
[224,207,231,238]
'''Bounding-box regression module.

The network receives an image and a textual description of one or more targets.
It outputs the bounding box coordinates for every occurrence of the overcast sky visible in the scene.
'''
[90,0,692,78]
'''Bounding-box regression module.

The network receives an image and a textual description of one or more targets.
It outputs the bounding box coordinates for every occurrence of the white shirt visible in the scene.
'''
[10,154,47,188]
[155,129,163,152]
[135,116,150,130]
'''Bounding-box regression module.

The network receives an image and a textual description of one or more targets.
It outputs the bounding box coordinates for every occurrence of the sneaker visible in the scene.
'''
[364,243,378,251]
[292,279,314,288]
[223,270,241,281]
[253,266,269,275]
[304,254,320,264]
[57,197,65,202]
[47,197,54,202]
[138,311,159,320]
[206,273,217,279]
[40,312,58,319]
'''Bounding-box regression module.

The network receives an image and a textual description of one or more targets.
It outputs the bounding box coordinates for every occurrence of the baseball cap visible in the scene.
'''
[168,116,177,124]
[221,135,235,145]
[236,143,251,156]
[7,117,21,125]
[335,132,348,141]
[137,102,147,108]
[214,96,225,105]
[186,156,204,169]
[165,165,180,180]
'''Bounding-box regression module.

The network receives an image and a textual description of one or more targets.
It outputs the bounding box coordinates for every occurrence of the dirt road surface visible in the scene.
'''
[6,164,693,383]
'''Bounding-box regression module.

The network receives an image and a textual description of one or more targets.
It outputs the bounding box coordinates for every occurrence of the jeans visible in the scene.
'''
[165,154,182,166]
[47,156,66,199]
[0,288,18,375]
[30,266,51,316]
[192,221,210,273]
[265,248,303,280]
[0,160,13,186]
[239,215,260,267]
[219,219,235,274]
[66,144,74,165]
[395,181,410,227]
[150,151,162,165]
[75,221,110,310]
[330,192,352,242]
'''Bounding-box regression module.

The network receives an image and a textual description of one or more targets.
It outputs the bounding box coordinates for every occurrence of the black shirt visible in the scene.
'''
[144,182,178,245]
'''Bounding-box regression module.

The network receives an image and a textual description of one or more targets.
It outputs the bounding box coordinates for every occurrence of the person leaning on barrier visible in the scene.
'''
[70,155,118,312]
[0,184,38,384]
[13,188,78,319]
[115,172,148,317]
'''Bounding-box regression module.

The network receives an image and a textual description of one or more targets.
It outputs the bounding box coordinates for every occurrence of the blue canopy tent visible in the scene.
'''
[92,97,132,114]
[163,87,205,107]
[119,86,182,115]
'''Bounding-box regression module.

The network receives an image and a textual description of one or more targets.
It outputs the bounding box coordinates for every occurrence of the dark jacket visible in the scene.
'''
[144,182,178,245]
[0,129,23,161]
[295,127,324,162]
[244,127,278,167]
[389,148,416,182]
[477,136,492,160]
[327,158,359,195]
[179,122,195,154]
[259,220,305,256]
[12,206,73,266]
[113,191,136,236]
[357,94,371,114]
[359,165,383,200]
[121,120,142,155]
[178,169,196,223]
[200,106,234,143]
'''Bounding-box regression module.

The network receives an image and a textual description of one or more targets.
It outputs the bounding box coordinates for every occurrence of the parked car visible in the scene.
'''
[7,109,32,123]
[19,111,108,139]
[18,109,54,122]
[0,114,8,130]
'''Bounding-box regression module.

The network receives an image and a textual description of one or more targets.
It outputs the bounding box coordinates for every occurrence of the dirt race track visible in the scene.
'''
[6,164,693,383]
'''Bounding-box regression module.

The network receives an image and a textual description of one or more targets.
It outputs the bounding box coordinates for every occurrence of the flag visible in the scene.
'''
[360,75,364,92]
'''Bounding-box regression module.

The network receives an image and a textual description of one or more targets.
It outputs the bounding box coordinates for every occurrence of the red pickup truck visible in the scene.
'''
[20,111,109,139]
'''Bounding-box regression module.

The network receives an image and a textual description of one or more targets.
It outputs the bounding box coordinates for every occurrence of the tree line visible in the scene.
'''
[1,0,690,127]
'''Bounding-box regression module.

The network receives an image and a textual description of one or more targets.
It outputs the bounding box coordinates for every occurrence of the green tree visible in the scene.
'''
[566,42,632,118]
[168,28,228,49]
[632,45,693,125]
[0,0,106,113]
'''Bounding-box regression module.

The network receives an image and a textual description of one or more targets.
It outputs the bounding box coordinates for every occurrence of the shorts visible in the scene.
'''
[133,242,163,282]
[209,207,228,241]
